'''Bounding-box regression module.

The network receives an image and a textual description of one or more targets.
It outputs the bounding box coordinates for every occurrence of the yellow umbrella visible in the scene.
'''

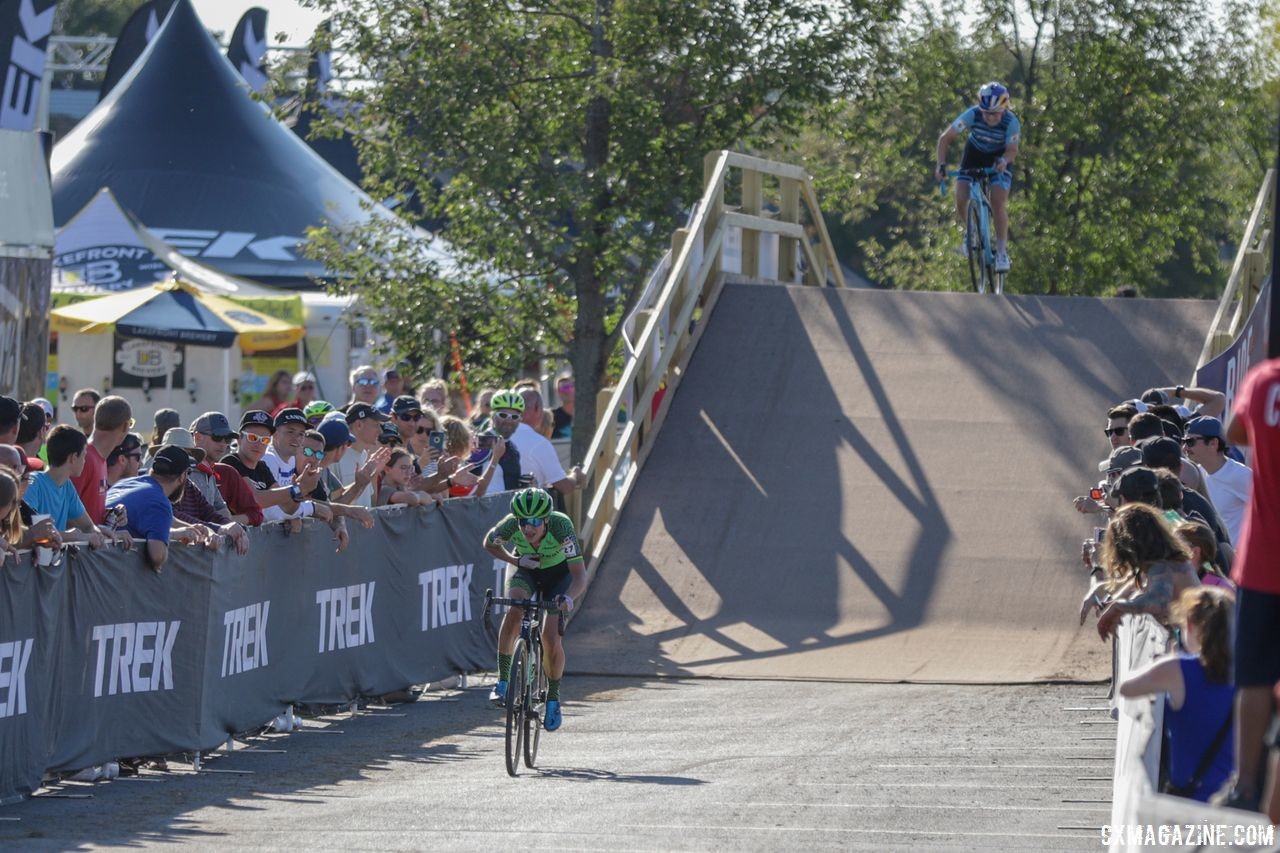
[50,278,305,352]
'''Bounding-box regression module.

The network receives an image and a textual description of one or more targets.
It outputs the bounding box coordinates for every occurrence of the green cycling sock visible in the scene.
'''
[498,653,512,682]
[548,678,561,700]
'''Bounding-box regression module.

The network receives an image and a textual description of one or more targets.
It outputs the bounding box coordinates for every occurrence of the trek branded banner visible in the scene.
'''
[0,494,509,792]
[226,8,268,94]
[98,0,174,102]
[1195,277,1271,416]
[0,559,62,803]
[0,0,57,131]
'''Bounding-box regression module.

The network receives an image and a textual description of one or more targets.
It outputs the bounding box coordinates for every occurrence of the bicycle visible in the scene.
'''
[940,167,1005,295]
[482,589,565,777]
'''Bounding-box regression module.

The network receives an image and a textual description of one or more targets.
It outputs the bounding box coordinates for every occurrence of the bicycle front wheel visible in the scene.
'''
[505,639,527,777]
[966,201,985,294]
[523,639,545,768]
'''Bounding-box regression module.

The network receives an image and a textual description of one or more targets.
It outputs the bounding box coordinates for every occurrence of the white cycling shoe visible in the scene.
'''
[994,250,1011,273]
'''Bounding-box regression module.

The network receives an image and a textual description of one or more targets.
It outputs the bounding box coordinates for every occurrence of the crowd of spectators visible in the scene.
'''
[0,364,587,777]
[1075,376,1280,822]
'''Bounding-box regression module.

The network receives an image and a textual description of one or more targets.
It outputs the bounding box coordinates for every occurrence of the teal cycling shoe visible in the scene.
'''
[488,680,507,706]
[544,698,562,731]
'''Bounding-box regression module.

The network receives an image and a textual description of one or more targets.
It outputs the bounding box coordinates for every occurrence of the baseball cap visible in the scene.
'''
[191,412,236,440]
[1160,419,1183,440]
[1138,436,1182,471]
[317,418,354,450]
[31,398,54,421]
[1111,466,1160,502]
[1098,445,1143,473]
[150,445,196,476]
[378,422,402,445]
[0,395,20,423]
[153,408,180,434]
[239,410,275,433]
[382,367,401,381]
[273,408,308,429]
[346,402,390,424]
[160,428,207,463]
[1185,416,1225,441]
[391,395,422,417]
[293,371,317,387]
[1140,388,1169,406]
[107,433,143,465]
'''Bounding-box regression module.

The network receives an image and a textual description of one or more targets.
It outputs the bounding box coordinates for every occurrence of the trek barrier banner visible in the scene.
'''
[0,0,58,131]
[0,494,510,801]
[1195,277,1271,415]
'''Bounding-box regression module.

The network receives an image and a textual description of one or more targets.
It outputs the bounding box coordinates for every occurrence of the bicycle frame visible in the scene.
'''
[942,167,1004,294]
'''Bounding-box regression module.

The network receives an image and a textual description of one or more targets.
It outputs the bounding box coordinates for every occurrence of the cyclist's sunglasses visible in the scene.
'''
[517,517,545,528]
[1103,426,1128,437]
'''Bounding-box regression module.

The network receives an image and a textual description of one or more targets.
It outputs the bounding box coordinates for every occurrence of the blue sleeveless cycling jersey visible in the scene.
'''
[951,107,1021,154]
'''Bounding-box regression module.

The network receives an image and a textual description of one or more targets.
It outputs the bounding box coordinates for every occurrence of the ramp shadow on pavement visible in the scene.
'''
[570,284,1217,683]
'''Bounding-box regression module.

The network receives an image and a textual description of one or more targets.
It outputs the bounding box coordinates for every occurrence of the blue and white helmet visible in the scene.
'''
[978,81,1010,112]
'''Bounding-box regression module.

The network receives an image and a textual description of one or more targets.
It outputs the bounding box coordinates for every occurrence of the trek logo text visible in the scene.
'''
[91,622,180,697]
[418,564,474,631]
[222,601,270,677]
[316,583,375,652]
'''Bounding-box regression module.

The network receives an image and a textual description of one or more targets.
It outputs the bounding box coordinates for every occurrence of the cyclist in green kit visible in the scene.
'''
[484,487,587,731]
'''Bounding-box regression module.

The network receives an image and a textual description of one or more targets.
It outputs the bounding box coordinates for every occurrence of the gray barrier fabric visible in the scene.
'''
[0,495,510,801]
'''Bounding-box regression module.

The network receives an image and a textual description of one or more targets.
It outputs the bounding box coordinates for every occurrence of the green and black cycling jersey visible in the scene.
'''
[485,511,584,569]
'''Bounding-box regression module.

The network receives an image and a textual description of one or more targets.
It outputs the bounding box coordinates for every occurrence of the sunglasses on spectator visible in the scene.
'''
[1103,426,1128,437]
[71,404,95,413]
[209,434,236,443]
[557,381,574,393]
[240,431,270,446]
[518,518,545,528]
[125,452,142,461]
[493,411,520,421]
[301,447,324,460]
[1182,436,1210,446]
[397,412,423,422]
[355,377,380,386]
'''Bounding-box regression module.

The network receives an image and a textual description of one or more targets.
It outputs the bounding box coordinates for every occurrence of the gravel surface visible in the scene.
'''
[2,678,1114,851]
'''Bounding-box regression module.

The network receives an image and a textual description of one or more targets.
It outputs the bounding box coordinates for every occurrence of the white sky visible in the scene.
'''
[190,0,325,47]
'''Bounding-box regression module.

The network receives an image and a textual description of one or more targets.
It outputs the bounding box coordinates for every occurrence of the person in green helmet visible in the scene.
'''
[304,400,335,427]
[483,487,586,731]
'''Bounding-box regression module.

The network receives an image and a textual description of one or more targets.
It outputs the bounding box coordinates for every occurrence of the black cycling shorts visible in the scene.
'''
[958,141,1012,191]
[1234,587,1280,687]
[509,563,572,599]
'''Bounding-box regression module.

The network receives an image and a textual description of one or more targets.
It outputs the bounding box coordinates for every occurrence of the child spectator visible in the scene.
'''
[376,448,427,507]
[1175,521,1233,591]
[26,425,111,550]
[1120,586,1235,802]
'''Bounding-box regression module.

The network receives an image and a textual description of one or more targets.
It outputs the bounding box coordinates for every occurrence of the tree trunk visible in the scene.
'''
[569,281,607,467]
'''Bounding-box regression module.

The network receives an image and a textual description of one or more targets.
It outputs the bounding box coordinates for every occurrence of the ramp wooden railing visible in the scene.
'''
[566,150,845,583]
[1195,169,1274,371]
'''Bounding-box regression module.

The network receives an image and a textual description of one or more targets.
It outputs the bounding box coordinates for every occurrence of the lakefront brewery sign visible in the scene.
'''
[112,334,185,388]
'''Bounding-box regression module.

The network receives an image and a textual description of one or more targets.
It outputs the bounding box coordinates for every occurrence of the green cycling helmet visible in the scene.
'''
[511,487,553,520]
[304,400,335,421]
[490,389,525,413]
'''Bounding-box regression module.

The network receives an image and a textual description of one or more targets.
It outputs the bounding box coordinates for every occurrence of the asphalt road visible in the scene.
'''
[2,678,1114,851]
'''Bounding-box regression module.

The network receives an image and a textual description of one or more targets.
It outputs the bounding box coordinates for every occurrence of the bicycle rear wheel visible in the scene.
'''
[523,638,545,768]
[504,639,527,777]
[965,202,985,294]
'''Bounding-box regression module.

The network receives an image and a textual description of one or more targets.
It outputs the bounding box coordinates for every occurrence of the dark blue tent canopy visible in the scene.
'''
[51,0,395,288]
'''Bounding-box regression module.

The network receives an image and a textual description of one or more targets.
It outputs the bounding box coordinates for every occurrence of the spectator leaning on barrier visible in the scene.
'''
[221,410,316,519]
[260,409,329,523]
[516,387,584,501]
[107,445,200,571]
[1083,502,1201,639]
[376,448,431,507]
[300,425,370,547]
[349,365,380,407]
[27,425,119,550]
[71,395,133,526]
[1120,586,1236,802]
[16,402,48,460]
[0,466,23,555]
[69,388,100,436]
[1183,416,1251,547]
[0,395,20,445]
[161,429,230,524]
[1216,357,1280,813]
[1105,404,1139,451]
[9,452,57,551]
[105,433,143,486]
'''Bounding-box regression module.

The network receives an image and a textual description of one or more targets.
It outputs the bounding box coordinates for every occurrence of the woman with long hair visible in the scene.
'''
[0,466,22,555]
[1087,503,1201,639]
[1120,587,1235,801]
[245,369,294,415]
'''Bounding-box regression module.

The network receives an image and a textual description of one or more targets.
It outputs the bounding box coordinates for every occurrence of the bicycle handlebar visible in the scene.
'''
[483,589,569,636]
[938,166,1001,195]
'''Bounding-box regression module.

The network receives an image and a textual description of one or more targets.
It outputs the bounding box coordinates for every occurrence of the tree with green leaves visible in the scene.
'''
[801,0,1275,297]
[304,0,896,462]
[53,0,137,37]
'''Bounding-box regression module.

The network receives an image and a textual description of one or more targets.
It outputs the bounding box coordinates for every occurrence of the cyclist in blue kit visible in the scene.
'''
[934,81,1021,273]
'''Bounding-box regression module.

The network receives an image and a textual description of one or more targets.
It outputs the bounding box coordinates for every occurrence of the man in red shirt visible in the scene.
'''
[70,395,133,525]
[1223,357,1280,812]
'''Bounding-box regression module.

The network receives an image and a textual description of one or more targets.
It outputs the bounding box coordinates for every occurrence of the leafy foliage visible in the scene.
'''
[304,0,897,459]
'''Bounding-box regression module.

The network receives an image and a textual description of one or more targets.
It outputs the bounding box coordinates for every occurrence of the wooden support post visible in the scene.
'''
[591,387,617,550]
[740,169,762,278]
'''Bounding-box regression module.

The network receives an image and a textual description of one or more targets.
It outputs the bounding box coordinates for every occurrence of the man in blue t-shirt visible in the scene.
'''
[106,445,201,572]
[934,81,1021,273]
